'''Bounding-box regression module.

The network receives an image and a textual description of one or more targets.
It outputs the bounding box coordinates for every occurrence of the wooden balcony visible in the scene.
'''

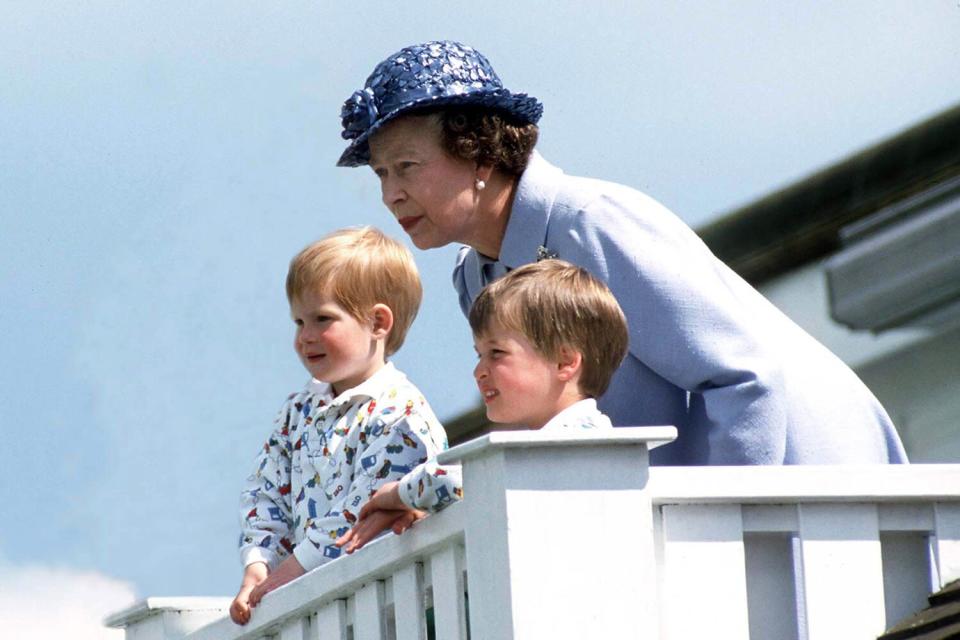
[106,428,960,640]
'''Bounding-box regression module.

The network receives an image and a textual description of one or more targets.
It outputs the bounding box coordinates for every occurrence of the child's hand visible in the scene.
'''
[230,587,254,625]
[359,481,406,517]
[247,556,306,609]
[230,562,268,625]
[336,482,427,553]
[336,507,426,553]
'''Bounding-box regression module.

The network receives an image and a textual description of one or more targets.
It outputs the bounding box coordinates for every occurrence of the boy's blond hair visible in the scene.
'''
[286,226,422,356]
[469,259,629,398]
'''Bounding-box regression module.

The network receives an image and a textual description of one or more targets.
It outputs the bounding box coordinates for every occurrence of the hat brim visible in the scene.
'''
[336,90,542,167]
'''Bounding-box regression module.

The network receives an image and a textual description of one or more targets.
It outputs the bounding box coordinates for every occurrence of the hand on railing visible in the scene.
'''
[335,481,427,554]
[230,561,267,625]
[248,556,306,608]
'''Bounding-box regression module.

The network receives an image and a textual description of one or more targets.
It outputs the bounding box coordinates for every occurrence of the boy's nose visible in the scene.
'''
[473,361,486,380]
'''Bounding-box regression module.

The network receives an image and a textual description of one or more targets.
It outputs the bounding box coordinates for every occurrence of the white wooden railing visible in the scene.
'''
[106,428,960,640]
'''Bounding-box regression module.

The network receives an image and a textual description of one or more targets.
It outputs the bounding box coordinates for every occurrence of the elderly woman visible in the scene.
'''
[337,40,906,466]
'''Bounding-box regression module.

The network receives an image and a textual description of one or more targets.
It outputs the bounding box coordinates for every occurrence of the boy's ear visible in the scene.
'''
[369,304,394,341]
[556,345,583,382]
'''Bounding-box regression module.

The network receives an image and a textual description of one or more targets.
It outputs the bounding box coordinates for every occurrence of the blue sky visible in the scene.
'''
[2,2,959,635]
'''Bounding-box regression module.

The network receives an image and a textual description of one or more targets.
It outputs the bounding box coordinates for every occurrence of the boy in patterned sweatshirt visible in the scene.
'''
[230,227,449,625]
[336,259,629,553]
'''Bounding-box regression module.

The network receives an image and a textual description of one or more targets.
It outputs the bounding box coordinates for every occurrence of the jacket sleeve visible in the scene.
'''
[238,397,298,569]
[292,402,448,571]
[398,459,463,512]
[563,190,788,464]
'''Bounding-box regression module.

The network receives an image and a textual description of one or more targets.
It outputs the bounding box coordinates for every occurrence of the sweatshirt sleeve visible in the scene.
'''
[397,459,463,512]
[238,396,298,569]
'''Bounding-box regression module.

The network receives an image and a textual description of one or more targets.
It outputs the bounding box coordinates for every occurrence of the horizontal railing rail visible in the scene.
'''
[108,502,466,640]
[648,465,960,640]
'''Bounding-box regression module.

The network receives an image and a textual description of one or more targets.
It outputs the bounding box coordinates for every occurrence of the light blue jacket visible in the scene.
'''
[454,153,908,465]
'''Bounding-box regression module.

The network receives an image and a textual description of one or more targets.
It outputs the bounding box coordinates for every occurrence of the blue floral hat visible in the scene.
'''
[337,41,543,167]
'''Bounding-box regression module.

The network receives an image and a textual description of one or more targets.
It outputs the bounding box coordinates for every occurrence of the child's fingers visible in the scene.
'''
[339,519,376,552]
[391,513,413,534]
[230,599,250,625]
[347,509,397,552]
[358,495,386,520]
[359,482,402,520]
[334,529,354,548]
[358,502,375,520]
[393,509,427,534]
[345,522,373,553]
[249,584,264,608]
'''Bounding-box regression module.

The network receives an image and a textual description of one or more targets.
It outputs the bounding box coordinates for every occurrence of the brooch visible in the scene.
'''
[536,245,558,261]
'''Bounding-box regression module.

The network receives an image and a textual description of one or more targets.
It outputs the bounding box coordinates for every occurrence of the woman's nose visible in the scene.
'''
[381,176,405,209]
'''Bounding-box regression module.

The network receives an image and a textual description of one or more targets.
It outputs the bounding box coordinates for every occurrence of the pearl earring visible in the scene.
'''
[475,178,486,191]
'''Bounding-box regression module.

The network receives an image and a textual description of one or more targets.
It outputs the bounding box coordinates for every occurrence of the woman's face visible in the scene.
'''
[368,115,480,251]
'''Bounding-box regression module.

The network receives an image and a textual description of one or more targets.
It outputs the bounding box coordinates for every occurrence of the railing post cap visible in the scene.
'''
[438,425,677,464]
[104,597,231,629]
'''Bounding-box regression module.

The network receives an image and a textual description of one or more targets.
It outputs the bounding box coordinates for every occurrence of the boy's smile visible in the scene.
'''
[473,324,570,429]
[290,290,385,396]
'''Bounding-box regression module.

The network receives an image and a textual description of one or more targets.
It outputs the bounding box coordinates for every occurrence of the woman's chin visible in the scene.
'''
[408,232,443,251]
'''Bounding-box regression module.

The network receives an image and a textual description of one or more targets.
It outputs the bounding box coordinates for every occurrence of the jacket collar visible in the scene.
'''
[498,151,564,269]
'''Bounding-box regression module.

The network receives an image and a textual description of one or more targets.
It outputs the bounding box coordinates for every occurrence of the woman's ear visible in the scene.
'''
[476,162,495,185]
[369,304,394,342]
[556,345,583,382]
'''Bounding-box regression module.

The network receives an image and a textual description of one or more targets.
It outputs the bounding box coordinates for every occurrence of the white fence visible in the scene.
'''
[107,428,960,640]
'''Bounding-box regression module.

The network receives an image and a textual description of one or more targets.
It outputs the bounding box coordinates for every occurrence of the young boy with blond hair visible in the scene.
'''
[230,226,449,625]
[337,259,629,552]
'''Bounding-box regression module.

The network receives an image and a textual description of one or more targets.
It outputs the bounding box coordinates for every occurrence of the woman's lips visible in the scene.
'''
[398,215,422,232]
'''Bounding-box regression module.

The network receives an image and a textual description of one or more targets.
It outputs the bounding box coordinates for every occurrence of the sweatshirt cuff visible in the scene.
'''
[397,465,423,510]
[241,546,278,571]
[292,538,335,573]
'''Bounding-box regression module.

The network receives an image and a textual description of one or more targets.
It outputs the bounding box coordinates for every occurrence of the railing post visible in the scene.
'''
[104,598,231,640]
[438,426,676,640]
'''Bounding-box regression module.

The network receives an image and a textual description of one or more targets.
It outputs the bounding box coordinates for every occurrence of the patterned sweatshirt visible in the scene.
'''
[239,363,448,572]
[397,398,611,512]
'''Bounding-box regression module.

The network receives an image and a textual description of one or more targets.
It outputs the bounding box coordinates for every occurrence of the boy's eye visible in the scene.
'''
[293,319,304,327]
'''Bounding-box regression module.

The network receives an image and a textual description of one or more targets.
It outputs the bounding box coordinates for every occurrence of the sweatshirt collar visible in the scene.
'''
[306,361,404,408]
[540,398,610,431]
